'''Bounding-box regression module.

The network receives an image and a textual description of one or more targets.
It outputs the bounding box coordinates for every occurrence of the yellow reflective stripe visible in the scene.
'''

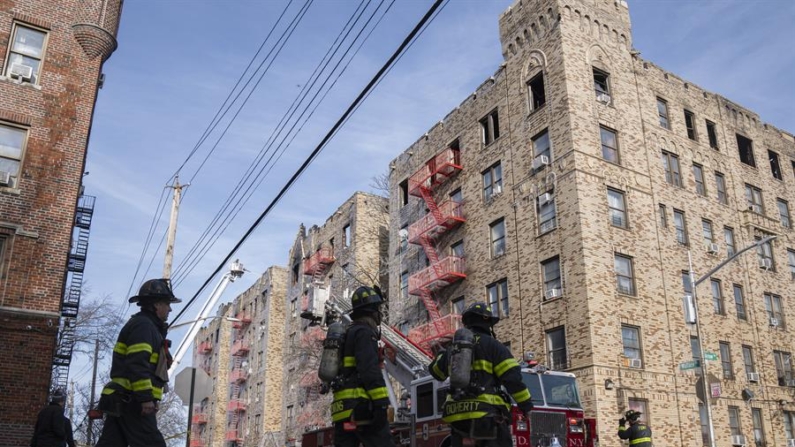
[472,393,509,407]
[512,388,531,403]
[131,379,153,392]
[432,361,446,379]
[332,409,353,422]
[618,426,627,432]
[333,388,369,400]
[443,411,489,423]
[150,352,159,364]
[472,359,493,373]
[343,356,356,367]
[367,387,389,400]
[126,343,153,355]
[494,358,520,377]
[629,438,651,445]
[113,342,127,355]
[152,386,163,400]
[112,377,132,390]
[101,388,115,395]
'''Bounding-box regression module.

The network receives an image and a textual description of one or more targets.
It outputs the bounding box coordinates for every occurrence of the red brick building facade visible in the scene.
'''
[0,0,122,442]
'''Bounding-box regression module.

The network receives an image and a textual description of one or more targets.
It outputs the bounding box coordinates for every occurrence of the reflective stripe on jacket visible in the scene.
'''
[618,422,653,446]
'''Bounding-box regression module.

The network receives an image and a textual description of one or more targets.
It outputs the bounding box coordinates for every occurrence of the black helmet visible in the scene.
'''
[625,410,642,421]
[129,278,182,304]
[462,302,499,328]
[350,286,384,312]
[50,388,65,404]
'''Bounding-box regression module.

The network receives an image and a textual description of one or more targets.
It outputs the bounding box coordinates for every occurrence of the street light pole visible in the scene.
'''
[688,235,776,447]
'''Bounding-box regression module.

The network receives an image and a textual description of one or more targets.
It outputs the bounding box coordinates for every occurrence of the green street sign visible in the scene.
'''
[680,360,701,370]
[705,352,718,361]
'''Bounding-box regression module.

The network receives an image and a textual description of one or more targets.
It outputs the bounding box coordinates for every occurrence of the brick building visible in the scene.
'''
[388,0,794,446]
[0,0,121,442]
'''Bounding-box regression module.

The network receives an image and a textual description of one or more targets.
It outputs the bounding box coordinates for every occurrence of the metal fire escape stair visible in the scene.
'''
[51,194,95,393]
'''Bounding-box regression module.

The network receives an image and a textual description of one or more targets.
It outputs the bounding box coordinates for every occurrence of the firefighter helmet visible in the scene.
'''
[625,410,642,421]
[128,278,182,304]
[50,388,66,403]
[462,302,500,328]
[350,286,383,312]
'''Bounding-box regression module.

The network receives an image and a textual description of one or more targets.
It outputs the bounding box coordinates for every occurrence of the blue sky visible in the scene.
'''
[71,0,794,384]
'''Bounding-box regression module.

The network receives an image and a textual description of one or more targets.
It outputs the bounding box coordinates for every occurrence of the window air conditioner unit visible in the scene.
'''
[596,92,612,104]
[532,154,550,171]
[628,358,643,369]
[493,185,502,195]
[731,434,746,446]
[545,288,562,300]
[0,171,11,186]
[759,258,772,269]
[706,243,719,254]
[538,192,553,205]
[9,63,33,82]
[769,317,779,327]
[747,372,760,382]
[786,439,795,447]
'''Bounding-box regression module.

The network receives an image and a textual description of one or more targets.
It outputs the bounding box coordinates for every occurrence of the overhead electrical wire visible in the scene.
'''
[171,0,447,326]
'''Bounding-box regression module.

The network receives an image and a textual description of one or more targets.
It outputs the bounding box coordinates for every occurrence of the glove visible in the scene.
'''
[619,418,626,426]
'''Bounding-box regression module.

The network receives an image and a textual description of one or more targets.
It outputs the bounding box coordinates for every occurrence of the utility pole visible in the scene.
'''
[164,176,188,279]
[87,338,100,446]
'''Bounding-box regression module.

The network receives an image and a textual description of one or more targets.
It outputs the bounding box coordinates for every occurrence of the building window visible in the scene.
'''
[673,209,688,245]
[706,120,719,149]
[546,326,567,370]
[769,150,782,180]
[711,279,724,315]
[702,219,714,246]
[541,256,562,299]
[742,345,756,376]
[0,123,28,189]
[684,110,697,140]
[450,188,463,205]
[399,224,408,253]
[490,219,506,258]
[627,399,648,424]
[401,271,409,299]
[719,341,734,380]
[661,151,682,186]
[614,254,635,296]
[787,249,795,280]
[593,67,610,98]
[4,24,47,84]
[728,406,742,437]
[657,98,670,129]
[659,204,668,228]
[682,270,692,296]
[532,129,551,160]
[756,234,774,270]
[690,336,703,375]
[482,162,503,202]
[527,72,546,111]
[752,408,766,446]
[692,164,706,196]
[621,325,642,361]
[773,351,793,385]
[777,199,791,228]
[745,184,764,214]
[763,293,785,329]
[724,227,736,257]
[733,284,747,321]
[399,179,409,207]
[343,224,351,247]
[480,109,500,145]
[600,126,619,163]
[607,188,627,228]
[715,172,727,204]
[537,191,557,234]
[699,404,710,445]
[785,411,795,441]
[451,297,465,314]
[737,134,755,167]
[486,278,509,317]
[451,240,464,258]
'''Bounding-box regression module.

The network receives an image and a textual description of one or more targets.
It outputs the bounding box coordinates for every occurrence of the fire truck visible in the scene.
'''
[301,299,598,447]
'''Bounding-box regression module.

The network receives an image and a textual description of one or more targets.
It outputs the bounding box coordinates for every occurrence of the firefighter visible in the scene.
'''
[428,302,533,447]
[617,409,652,446]
[30,389,75,447]
[95,278,181,447]
[330,286,396,447]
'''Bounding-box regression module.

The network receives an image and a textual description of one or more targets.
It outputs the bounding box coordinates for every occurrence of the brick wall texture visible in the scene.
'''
[0,0,120,443]
[387,0,794,446]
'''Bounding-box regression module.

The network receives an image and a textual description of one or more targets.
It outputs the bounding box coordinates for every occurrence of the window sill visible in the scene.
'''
[0,185,21,195]
[527,103,547,118]
[0,75,42,90]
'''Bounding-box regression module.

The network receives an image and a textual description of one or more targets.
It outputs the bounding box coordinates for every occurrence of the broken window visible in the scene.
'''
[736,134,755,167]
[527,72,546,111]
[684,110,697,140]
[706,120,719,149]
[769,150,782,180]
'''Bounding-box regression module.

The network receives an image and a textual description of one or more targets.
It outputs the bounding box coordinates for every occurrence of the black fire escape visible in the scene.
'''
[51,194,95,392]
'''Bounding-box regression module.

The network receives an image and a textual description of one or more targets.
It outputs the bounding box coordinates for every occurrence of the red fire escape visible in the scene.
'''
[406,146,466,350]
[226,313,251,445]
[190,340,213,446]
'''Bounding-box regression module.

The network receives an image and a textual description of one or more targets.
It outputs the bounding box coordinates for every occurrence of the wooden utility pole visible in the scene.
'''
[164,176,187,279]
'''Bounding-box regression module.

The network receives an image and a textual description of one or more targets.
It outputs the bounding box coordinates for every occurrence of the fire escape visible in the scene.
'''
[300,247,334,322]
[190,341,213,447]
[51,194,95,392]
[226,311,251,445]
[406,147,466,350]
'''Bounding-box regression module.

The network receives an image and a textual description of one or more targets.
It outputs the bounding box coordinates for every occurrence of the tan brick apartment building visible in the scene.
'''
[388,0,795,446]
[0,0,121,442]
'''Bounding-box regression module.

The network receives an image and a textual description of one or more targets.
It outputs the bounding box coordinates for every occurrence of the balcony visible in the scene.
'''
[190,439,205,447]
[408,147,462,197]
[304,247,335,275]
[229,368,248,383]
[408,313,462,348]
[408,256,466,295]
[227,399,247,412]
[408,200,465,244]
[231,340,250,356]
[225,430,243,442]
[192,412,208,424]
[232,312,252,329]
[197,342,213,354]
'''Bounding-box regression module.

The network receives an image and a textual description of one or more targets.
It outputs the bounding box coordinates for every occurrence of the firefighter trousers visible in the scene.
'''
[95,399,166,447]
[334,421,396,447]
[450,419,512,447]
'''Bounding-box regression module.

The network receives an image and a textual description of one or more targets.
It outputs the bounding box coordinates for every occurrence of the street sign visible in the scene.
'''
[174,367,212,404]
[710,382,721,397]
[679,360,700,370]
[705,352,718,361]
